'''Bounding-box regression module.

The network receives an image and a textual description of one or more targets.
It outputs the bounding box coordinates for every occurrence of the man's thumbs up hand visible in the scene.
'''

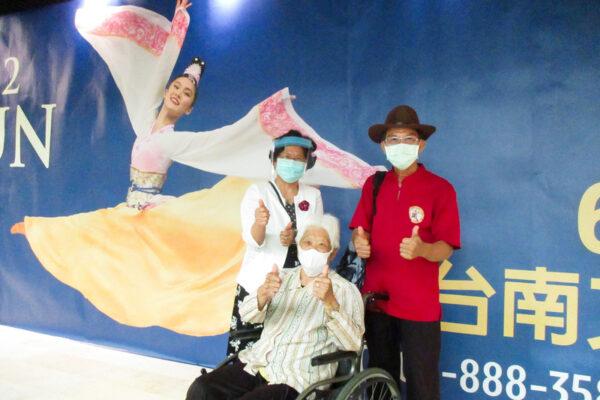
[411,225,419,238]
[353,226,371,259]
[357,226,367,238]
[400,225,424,260]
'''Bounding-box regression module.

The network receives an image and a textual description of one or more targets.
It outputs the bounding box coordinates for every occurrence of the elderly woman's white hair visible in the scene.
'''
[296,213,340,250]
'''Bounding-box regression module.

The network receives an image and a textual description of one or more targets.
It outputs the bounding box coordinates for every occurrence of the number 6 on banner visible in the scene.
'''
[578,183,600,254]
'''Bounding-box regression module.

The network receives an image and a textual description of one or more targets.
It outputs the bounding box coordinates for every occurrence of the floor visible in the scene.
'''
[0,325,204,399]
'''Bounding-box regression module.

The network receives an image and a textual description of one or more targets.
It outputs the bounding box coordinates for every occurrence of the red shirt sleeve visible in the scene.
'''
[349,174,375,232]
[431,183,461,249]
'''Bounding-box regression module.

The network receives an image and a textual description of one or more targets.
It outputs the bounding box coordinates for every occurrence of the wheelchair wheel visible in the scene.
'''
[334,368,400,400]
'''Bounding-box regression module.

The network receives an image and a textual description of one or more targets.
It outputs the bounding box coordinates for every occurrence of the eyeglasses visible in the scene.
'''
[383,136,420,146]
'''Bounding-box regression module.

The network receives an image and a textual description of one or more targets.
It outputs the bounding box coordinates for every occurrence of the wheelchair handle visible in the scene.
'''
[362,292,389,305]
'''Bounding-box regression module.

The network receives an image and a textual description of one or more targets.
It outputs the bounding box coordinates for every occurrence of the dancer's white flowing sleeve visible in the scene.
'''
[156,88,384,189]
[75,5,190,136]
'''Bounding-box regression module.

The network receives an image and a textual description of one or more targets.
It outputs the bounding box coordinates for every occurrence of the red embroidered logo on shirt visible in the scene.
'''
[299,200,310,211]
[409,206,424,223]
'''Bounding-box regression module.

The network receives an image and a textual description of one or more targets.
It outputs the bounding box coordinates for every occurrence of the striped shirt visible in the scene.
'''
[237,267,365,393]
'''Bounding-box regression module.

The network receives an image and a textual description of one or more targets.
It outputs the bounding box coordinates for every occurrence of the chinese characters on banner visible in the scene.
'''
[440,181,600,351]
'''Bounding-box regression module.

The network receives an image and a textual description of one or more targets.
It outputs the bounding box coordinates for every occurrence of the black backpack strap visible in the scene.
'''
[371,170,387,217]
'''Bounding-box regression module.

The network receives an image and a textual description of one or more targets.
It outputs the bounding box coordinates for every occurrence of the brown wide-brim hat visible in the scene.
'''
[368,105,436,143]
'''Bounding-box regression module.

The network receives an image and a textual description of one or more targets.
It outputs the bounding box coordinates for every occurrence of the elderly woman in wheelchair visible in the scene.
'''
[186,214,400,400]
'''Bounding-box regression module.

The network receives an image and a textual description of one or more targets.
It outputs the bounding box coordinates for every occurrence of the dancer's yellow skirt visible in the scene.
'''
[21,176,251,336]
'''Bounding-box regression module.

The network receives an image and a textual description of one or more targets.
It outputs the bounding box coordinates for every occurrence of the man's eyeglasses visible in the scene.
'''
[384,136,420,146]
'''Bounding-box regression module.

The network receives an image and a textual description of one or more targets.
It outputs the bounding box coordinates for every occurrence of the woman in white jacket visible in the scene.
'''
[229,130,324,354]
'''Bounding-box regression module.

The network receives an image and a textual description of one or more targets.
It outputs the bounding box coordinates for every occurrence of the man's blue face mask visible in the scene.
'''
[276,158,306,183]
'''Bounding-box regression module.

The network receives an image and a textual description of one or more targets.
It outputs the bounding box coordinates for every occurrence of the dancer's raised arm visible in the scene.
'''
[155,88,383,189]
[75,1,191,136]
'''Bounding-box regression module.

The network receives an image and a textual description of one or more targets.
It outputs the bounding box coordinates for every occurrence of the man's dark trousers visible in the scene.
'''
[365,310,441,400]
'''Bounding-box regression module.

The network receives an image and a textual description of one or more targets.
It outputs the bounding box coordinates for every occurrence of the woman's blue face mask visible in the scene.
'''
[276,158,306,183]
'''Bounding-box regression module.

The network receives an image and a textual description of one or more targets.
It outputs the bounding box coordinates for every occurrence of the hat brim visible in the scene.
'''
[368,123,436,143]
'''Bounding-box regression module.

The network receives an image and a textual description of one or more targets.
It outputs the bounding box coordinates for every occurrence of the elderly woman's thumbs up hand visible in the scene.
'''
[257,264,281,310]
[312,265,339,312]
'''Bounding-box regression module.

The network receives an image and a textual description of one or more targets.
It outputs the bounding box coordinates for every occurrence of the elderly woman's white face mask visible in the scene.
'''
[298,227,332,277]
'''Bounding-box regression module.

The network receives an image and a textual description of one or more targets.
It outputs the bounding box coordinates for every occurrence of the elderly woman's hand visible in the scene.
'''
[257,264,281,310]
[279,222,294,246]
[312,265,339,312]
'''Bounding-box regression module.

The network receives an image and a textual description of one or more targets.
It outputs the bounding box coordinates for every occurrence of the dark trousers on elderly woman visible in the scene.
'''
[365,310,441,400]
[186,360,298,400]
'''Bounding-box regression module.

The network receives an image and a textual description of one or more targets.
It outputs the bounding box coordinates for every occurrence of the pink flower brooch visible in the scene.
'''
[299,200,310,211]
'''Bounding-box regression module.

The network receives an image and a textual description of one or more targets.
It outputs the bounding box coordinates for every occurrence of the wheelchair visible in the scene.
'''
[205,292,401,400]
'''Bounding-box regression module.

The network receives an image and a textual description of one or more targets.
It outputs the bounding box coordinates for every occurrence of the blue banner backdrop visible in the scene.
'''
[1,1,599,398]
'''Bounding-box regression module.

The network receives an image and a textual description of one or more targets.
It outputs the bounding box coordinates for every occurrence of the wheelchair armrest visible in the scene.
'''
[229,327,262,341]
[311,350,358,366]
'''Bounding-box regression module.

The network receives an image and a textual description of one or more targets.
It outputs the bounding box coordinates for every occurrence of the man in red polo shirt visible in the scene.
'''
[350,105,460,400]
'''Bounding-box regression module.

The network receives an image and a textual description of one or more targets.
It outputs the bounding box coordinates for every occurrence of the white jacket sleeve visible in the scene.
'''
[240,185,264,249]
